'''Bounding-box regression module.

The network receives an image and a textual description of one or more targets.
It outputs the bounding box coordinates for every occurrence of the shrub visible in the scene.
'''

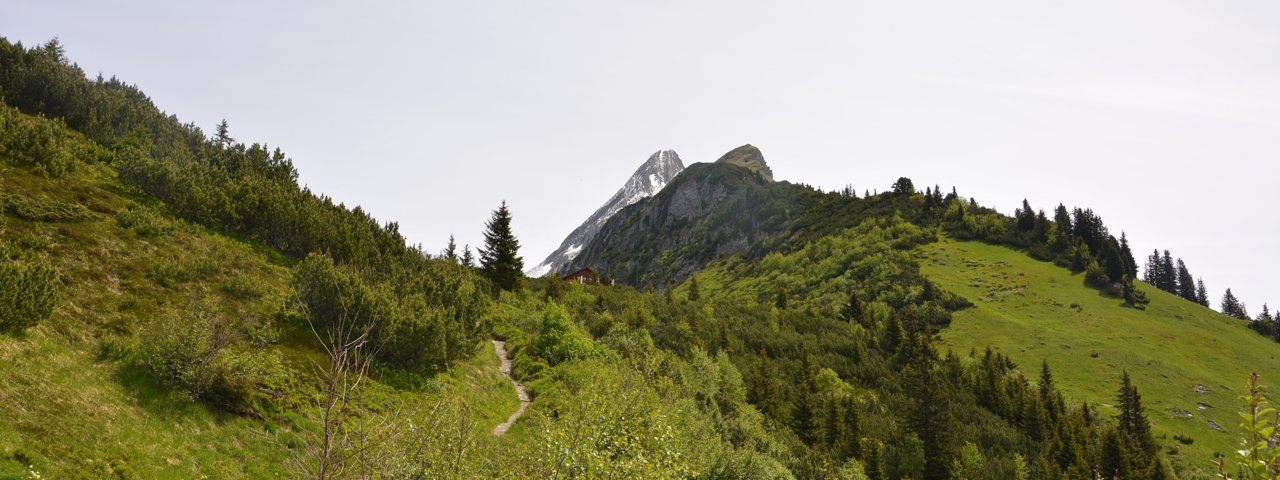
[146,256,218,287]
[115,205,173,237]
[138,294,237,399]
[534,303,602,366]
[220,271,266,299]
[0,192,94,222]
[0,248,58,333]
[0,104,76,176]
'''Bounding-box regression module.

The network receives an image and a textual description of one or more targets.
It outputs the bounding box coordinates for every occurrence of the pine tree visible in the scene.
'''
[1175,259,1196,302]
[1195,278,1209,307]
[1118,232,1138,278]
[1222,288,1249,320]
[1050,204,1073,254]
[1160,250,1177,294]
[1017,199,1036,232]
[1116,370,1156,455]
[1143,249,1161,285]
[688,275,700,302]
[443,234,458,262]
[461,245,474,268]
[214,119,234,148]
[478,201,524,292]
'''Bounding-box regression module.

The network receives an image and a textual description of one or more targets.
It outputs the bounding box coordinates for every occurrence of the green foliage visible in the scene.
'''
[1216,372,1280,479]
[220,271,267,299]
[0,102,78,176]
[137,293,237,399]
[146,255,219,287]
[0,191,94,222]
[291,252,487,373]
[115,204,174,237]
[0,244,58,332]
[520,359,720,479]
[479,201,523,292]
[534,302,603,366]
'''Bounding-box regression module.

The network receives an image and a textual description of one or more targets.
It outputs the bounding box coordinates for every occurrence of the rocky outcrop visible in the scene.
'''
[526,150,684,277]
[570,145,803,287]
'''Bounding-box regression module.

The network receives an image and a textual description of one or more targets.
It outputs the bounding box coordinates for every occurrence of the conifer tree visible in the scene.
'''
[214,119,234,147]
[1222,288,1249,320]
[1050,204,1073,254]
[479,201,524,292]
[1160,250,1177,293]
[1175,259,1196,302]
[1116,371,1155,455]
[1118,232,1138,278]
[443,234,457,262]
[460,245,474,268]
[1143,249,1161,286]
[1017,199,1036,232]
[688,275,700,302]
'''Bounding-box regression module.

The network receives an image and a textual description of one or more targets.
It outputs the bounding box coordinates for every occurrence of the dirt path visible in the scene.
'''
[492,340,530,436]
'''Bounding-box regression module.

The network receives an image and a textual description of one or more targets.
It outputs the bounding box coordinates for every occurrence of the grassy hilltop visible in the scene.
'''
[921,239,1279,474]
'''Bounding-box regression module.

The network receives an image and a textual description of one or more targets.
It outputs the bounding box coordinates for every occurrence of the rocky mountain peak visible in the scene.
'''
[714,144,772,181]
[525,149,685,277]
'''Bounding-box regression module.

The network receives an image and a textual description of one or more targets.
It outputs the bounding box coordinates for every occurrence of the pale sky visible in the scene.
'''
[5,1,1278,312]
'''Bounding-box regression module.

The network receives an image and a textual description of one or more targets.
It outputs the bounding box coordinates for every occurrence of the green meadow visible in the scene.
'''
[920,238,1280,474]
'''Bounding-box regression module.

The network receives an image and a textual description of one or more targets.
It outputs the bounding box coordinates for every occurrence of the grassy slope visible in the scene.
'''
[919,238,1279,474]
[0,159,301,478]
[0,148,520,477]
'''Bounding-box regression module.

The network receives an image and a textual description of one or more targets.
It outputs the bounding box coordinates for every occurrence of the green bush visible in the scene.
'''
[146,256,219,287]
[0,104,76,176]
[0,192,95,222]
[220,271,266,299]
[534,303,602,366]
[0,248,58,332]
[115,205,173,237]
[138,295,236,399]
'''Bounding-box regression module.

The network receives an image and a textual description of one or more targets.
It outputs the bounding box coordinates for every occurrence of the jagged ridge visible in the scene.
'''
[526,149,684,277]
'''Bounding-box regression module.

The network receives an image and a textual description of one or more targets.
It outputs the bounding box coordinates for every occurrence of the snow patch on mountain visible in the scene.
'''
[527,150,685,277]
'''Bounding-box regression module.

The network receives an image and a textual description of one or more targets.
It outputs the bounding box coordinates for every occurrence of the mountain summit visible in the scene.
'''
[526,149,685,277]
[714,144,772,180]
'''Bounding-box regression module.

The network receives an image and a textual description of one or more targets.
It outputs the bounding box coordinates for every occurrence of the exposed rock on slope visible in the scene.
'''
[570,145,815,287]
[526,149,684,277]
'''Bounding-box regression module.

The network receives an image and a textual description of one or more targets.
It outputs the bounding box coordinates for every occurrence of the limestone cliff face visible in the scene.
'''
[526,150,684,277]
[570,145,801,287]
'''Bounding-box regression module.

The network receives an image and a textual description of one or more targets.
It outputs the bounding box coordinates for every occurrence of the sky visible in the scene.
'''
[4,1,1278,311]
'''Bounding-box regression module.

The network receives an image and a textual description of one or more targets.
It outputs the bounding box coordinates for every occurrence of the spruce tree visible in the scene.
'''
[1195,278,1209,307]
[461,245,474,268]
[1118,232,1138,278]
[1175,259,1196,302]
[479,201,524,292]
[1222,288,1249,320]
[443,234,457,262]
[1160,250,1177,293]
[1017,199,1036,232]
[1116,371,1156,455]
[1051,204,1073,254]
[688,275,700,301]
[1143,249,1161,285]
[214,119,234,147]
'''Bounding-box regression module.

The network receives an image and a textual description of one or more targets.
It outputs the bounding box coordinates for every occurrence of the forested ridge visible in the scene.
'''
[1,36,1278,479]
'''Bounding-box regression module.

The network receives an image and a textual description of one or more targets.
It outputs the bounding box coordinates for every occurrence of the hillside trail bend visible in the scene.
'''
[491,340,530,436]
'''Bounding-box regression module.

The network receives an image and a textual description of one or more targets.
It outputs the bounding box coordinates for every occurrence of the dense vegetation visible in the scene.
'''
[2,35,1276,480]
